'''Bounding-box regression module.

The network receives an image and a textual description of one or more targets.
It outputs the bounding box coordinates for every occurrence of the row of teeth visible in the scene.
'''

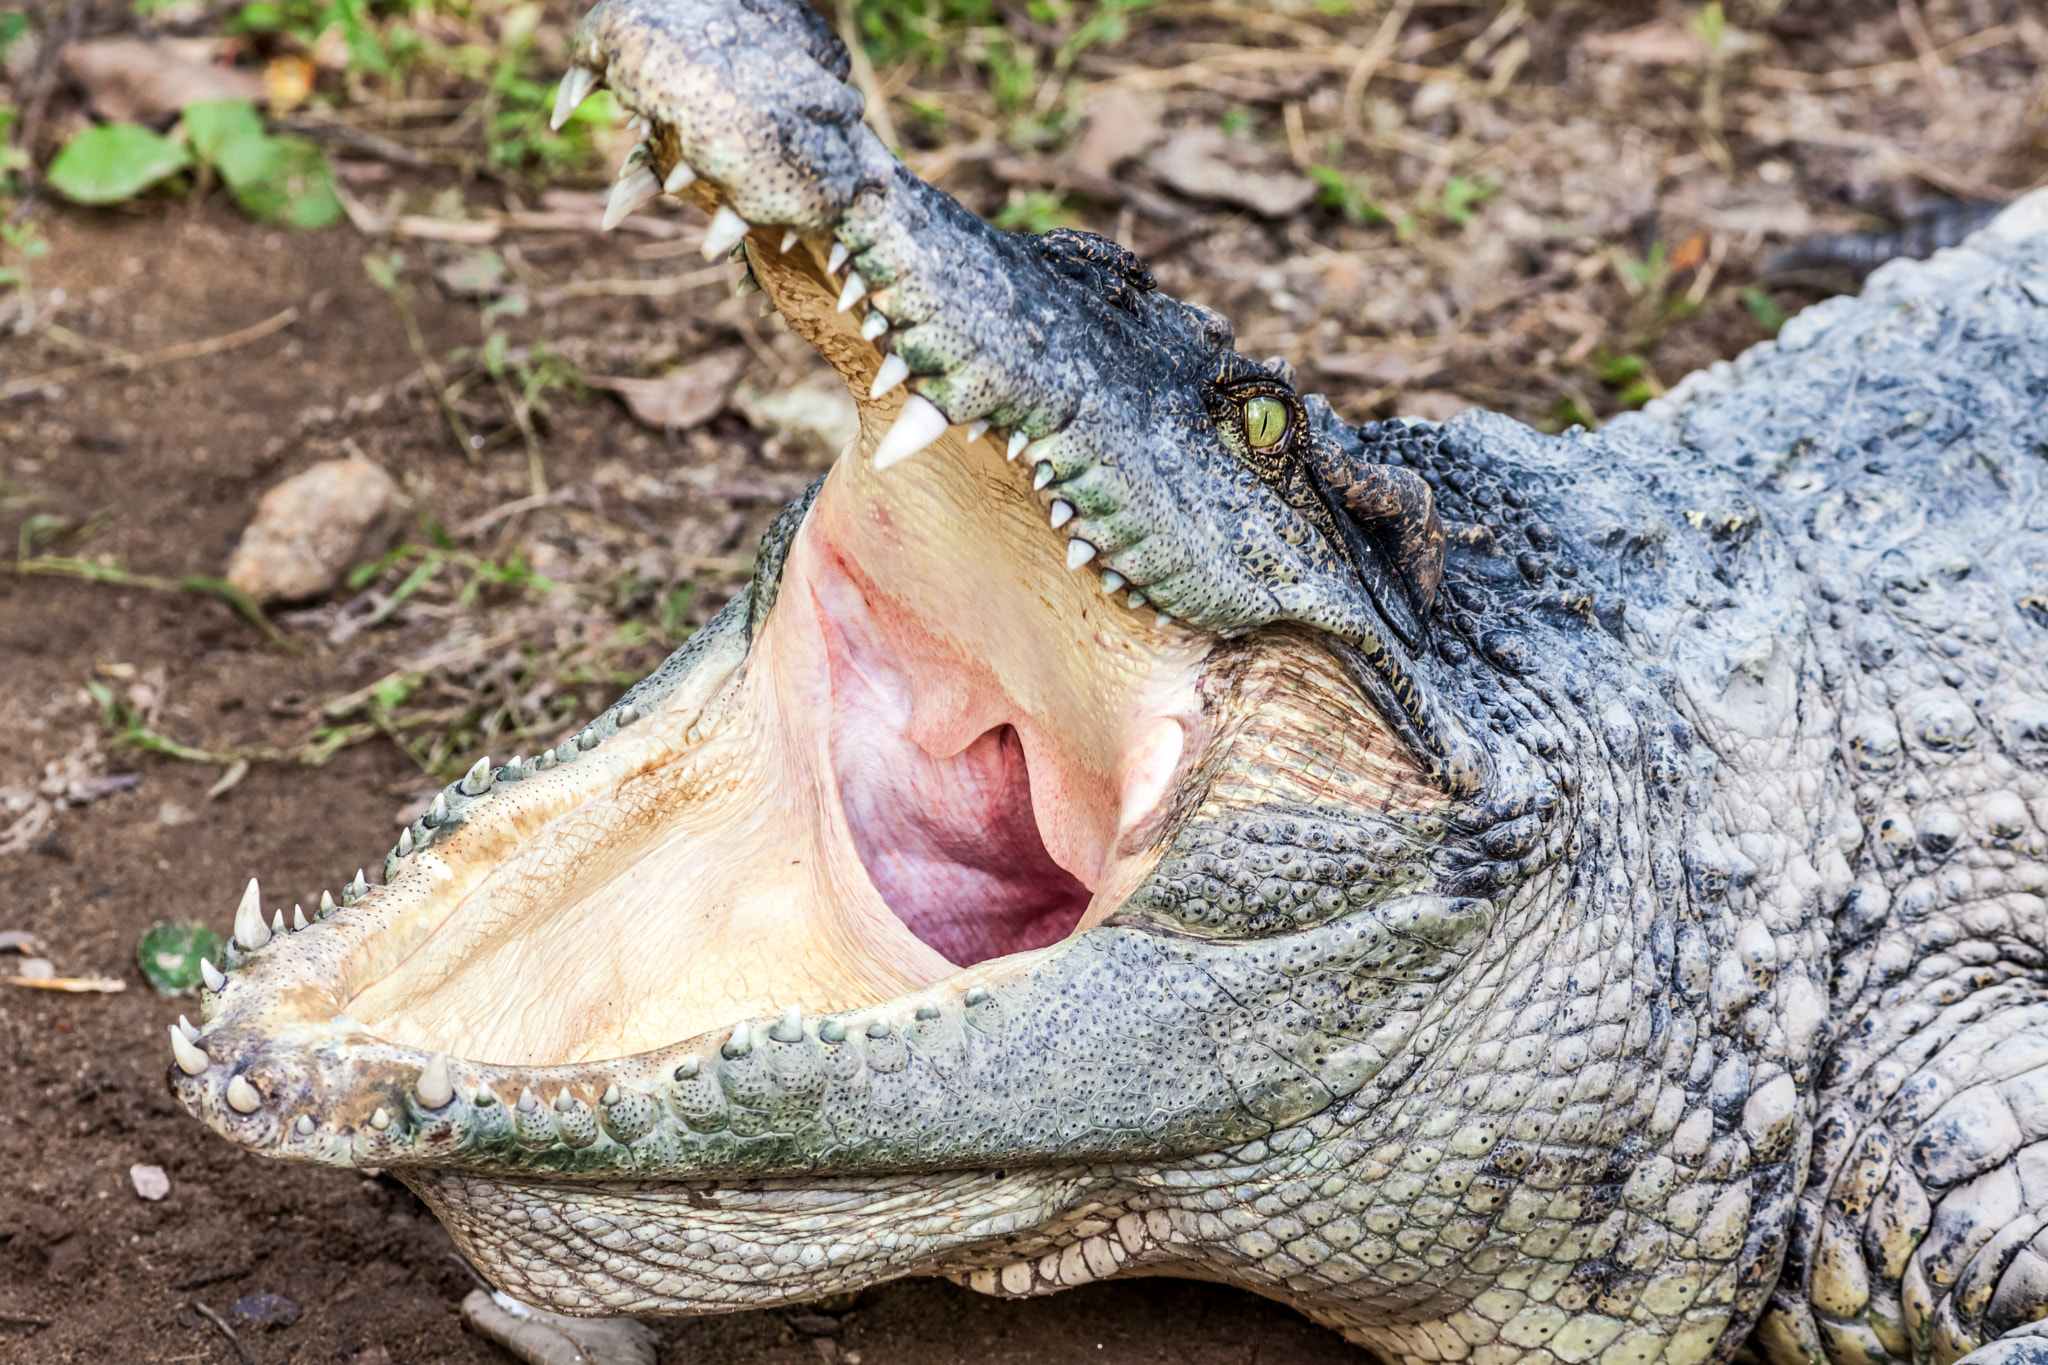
[551,67,1175,631]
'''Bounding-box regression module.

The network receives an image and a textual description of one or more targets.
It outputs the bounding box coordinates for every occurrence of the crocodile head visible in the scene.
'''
[176,0,2048,1348]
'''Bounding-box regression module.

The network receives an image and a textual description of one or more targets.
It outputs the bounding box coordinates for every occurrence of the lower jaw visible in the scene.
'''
[334,424,1207,1069]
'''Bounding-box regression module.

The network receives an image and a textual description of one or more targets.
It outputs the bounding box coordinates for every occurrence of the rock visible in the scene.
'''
[62,39,266,124]
[16,958,54,980]
[1147,130,1316,219]
[460,1288,659,1365]
[229,1292,301,1328]
[1402,390,1478,423]
[225,457,398,604]
[591,348,747,431]
[733,381,860,454]
[129,1164,170,1201]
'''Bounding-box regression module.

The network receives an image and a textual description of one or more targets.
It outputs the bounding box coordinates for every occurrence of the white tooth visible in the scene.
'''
[295,1115,315,1135]
[966,420,989,442]
[1155,611,1173,628]
[517,1088,538,1112]
[200,958,225,992]
[873,395,950,470]
[415,1053,454,1110]
[177,1016,200,1043]
[616,142,649,178]
[780,229,799,252]
[397,827,414,856]
[861,312,889,341]
[628,114,651,137]
[869,352,910,399]
[292,904,308,932]
[233,878,269,951]
[663,161,696,194]
[226,1075,263,1113]
[550,67,597,131]
[1050,501,1074,529]
[1128,589,1147,608]
[700,205,751,260]
[170,1026,209,1076]
[1007,431,1028,461]
[370,1106,391,1130]
[319,889,337,916]
[836,270,867,312]
[828,242,849,274]
[602,166,661,231]
[602,1083,621,1106]
[1101,570,1125,593]
[463,757,492,794]
[271,909,285,935]
[1033,463,1055,490]
[1066,539,1095,568]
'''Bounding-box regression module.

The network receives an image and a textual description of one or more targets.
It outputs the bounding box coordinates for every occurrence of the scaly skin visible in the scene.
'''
[168,5,2048,1364]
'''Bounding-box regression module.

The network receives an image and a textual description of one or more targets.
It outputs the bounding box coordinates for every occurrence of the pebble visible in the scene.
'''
[129,1163,169,1200]
[224,457,397,604]
[230,1293,301,1328]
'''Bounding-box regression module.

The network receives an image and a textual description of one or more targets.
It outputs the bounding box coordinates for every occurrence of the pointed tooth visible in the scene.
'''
[292,904,308,932]
[177,1015,200,1043]
[397,827,414,857]
[517,1087,538,1112]
[601,1082,621,1106]
[861,311,889,342]
[1033,462,1055,490]
[554,1089,577,1112]
[616,141,649,178]
[836,269,867,312]
[1066,539,1095,568]
[474,1082,498,1107]
[200,958,225,992]
[700,205,750,260]
[780,229,799,252]
[233,878,269,951]
[1155,611,1173,628]
[415,1053,454,1110]
[1128,589,1147,608]
[271,909,285,935]
[602,166,662,231]
[827,242,848,274]
[170,1025,209,1076]
[873,395,949,470]
[724,1020,752,1058]
[736,269,760,296]
[430,792,448,824]
[550,67,597,131]
[226,1075,263,1113]
[1101,570,1125,593]
[869,353,910,399]
[628,114,650,137]
[967,420,989,442]
[369,1106,391,1130]
[295,1115,315,1135]
[1050,501,1075,529]
[772,1004,803,1042]
[463,757,492,795]
[319,890,337,918]
[663,161,696,194]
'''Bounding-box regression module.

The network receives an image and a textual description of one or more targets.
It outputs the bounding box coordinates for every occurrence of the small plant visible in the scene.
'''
[45,99,340,227]
[1308,165,1387,226]
[993,188,1076,233]
[0,221,49,319]
[1596,350,1661,410]
[1743,287,1787,336]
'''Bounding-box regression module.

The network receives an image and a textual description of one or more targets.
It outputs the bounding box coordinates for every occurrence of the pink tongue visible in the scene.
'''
[835,721,1090,966]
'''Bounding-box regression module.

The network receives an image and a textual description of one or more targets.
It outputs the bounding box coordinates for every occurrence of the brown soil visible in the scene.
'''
[2,1,2044,1361]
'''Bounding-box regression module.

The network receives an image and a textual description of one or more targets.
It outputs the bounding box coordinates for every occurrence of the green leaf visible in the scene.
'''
[1743,287,1787,336]
[46,124,191,205]
[137,921,224,996]
[183,98,266,164]
[213,133,342,228]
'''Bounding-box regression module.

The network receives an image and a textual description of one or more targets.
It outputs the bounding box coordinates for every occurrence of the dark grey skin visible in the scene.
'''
[168,5,2048,1364]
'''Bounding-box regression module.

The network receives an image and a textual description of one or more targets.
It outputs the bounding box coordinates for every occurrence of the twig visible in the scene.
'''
[834,0,901,152]
[1756,26,2011,89]
[0,1310,53,1327]
[188,1301,257,1365]
[1342,0,1413,145]
[6,975,125,992]
[365,262,475,459]
[10,556,292,649]
[169,1265,254,1293]
[317,628,531,719]
[0,307,301,402]
[533,265,730,305]
[1895,0,1947,97]
[273,118,435,169]
[12,0,88,175]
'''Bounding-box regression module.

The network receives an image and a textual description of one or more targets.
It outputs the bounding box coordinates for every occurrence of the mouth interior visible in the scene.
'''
[339,244,1205,1068]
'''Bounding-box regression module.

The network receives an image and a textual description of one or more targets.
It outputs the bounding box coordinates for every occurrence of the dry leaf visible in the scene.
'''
[1147,129,1316,219]
[1073,86,1162,180]
[63,39,265,124]
[592,349,748,431]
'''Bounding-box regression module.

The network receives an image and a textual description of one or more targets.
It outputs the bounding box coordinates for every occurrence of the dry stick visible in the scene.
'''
[1895,0,1948,97]
[187,1301,257,1365]
[1341,0,1414,145]
[1755,25,2012,91]
[834,0,901,152]
[11,556,292,649]
[0,306,300,402]
[382,282,475,460]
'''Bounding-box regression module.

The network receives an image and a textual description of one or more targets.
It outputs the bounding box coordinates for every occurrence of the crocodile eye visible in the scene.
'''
[1243,396,1289,450]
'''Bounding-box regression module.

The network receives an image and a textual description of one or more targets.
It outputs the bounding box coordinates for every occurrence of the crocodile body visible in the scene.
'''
[169,5,2048,1364]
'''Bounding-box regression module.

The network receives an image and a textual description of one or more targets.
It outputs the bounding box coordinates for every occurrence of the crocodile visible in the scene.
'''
[169,3,2048,1363]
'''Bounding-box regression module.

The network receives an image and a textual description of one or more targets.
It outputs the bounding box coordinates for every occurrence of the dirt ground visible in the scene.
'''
[2,0,2045,1361]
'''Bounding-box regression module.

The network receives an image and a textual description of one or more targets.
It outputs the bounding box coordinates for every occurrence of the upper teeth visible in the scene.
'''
[549,66,597,131]
[700,205,751,259]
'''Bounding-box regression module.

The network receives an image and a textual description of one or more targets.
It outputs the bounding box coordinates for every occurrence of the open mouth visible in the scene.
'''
[339,367,1210,1068]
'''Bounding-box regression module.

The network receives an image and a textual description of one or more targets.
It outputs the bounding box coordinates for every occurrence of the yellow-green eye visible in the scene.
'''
[1243,396,1289,450]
